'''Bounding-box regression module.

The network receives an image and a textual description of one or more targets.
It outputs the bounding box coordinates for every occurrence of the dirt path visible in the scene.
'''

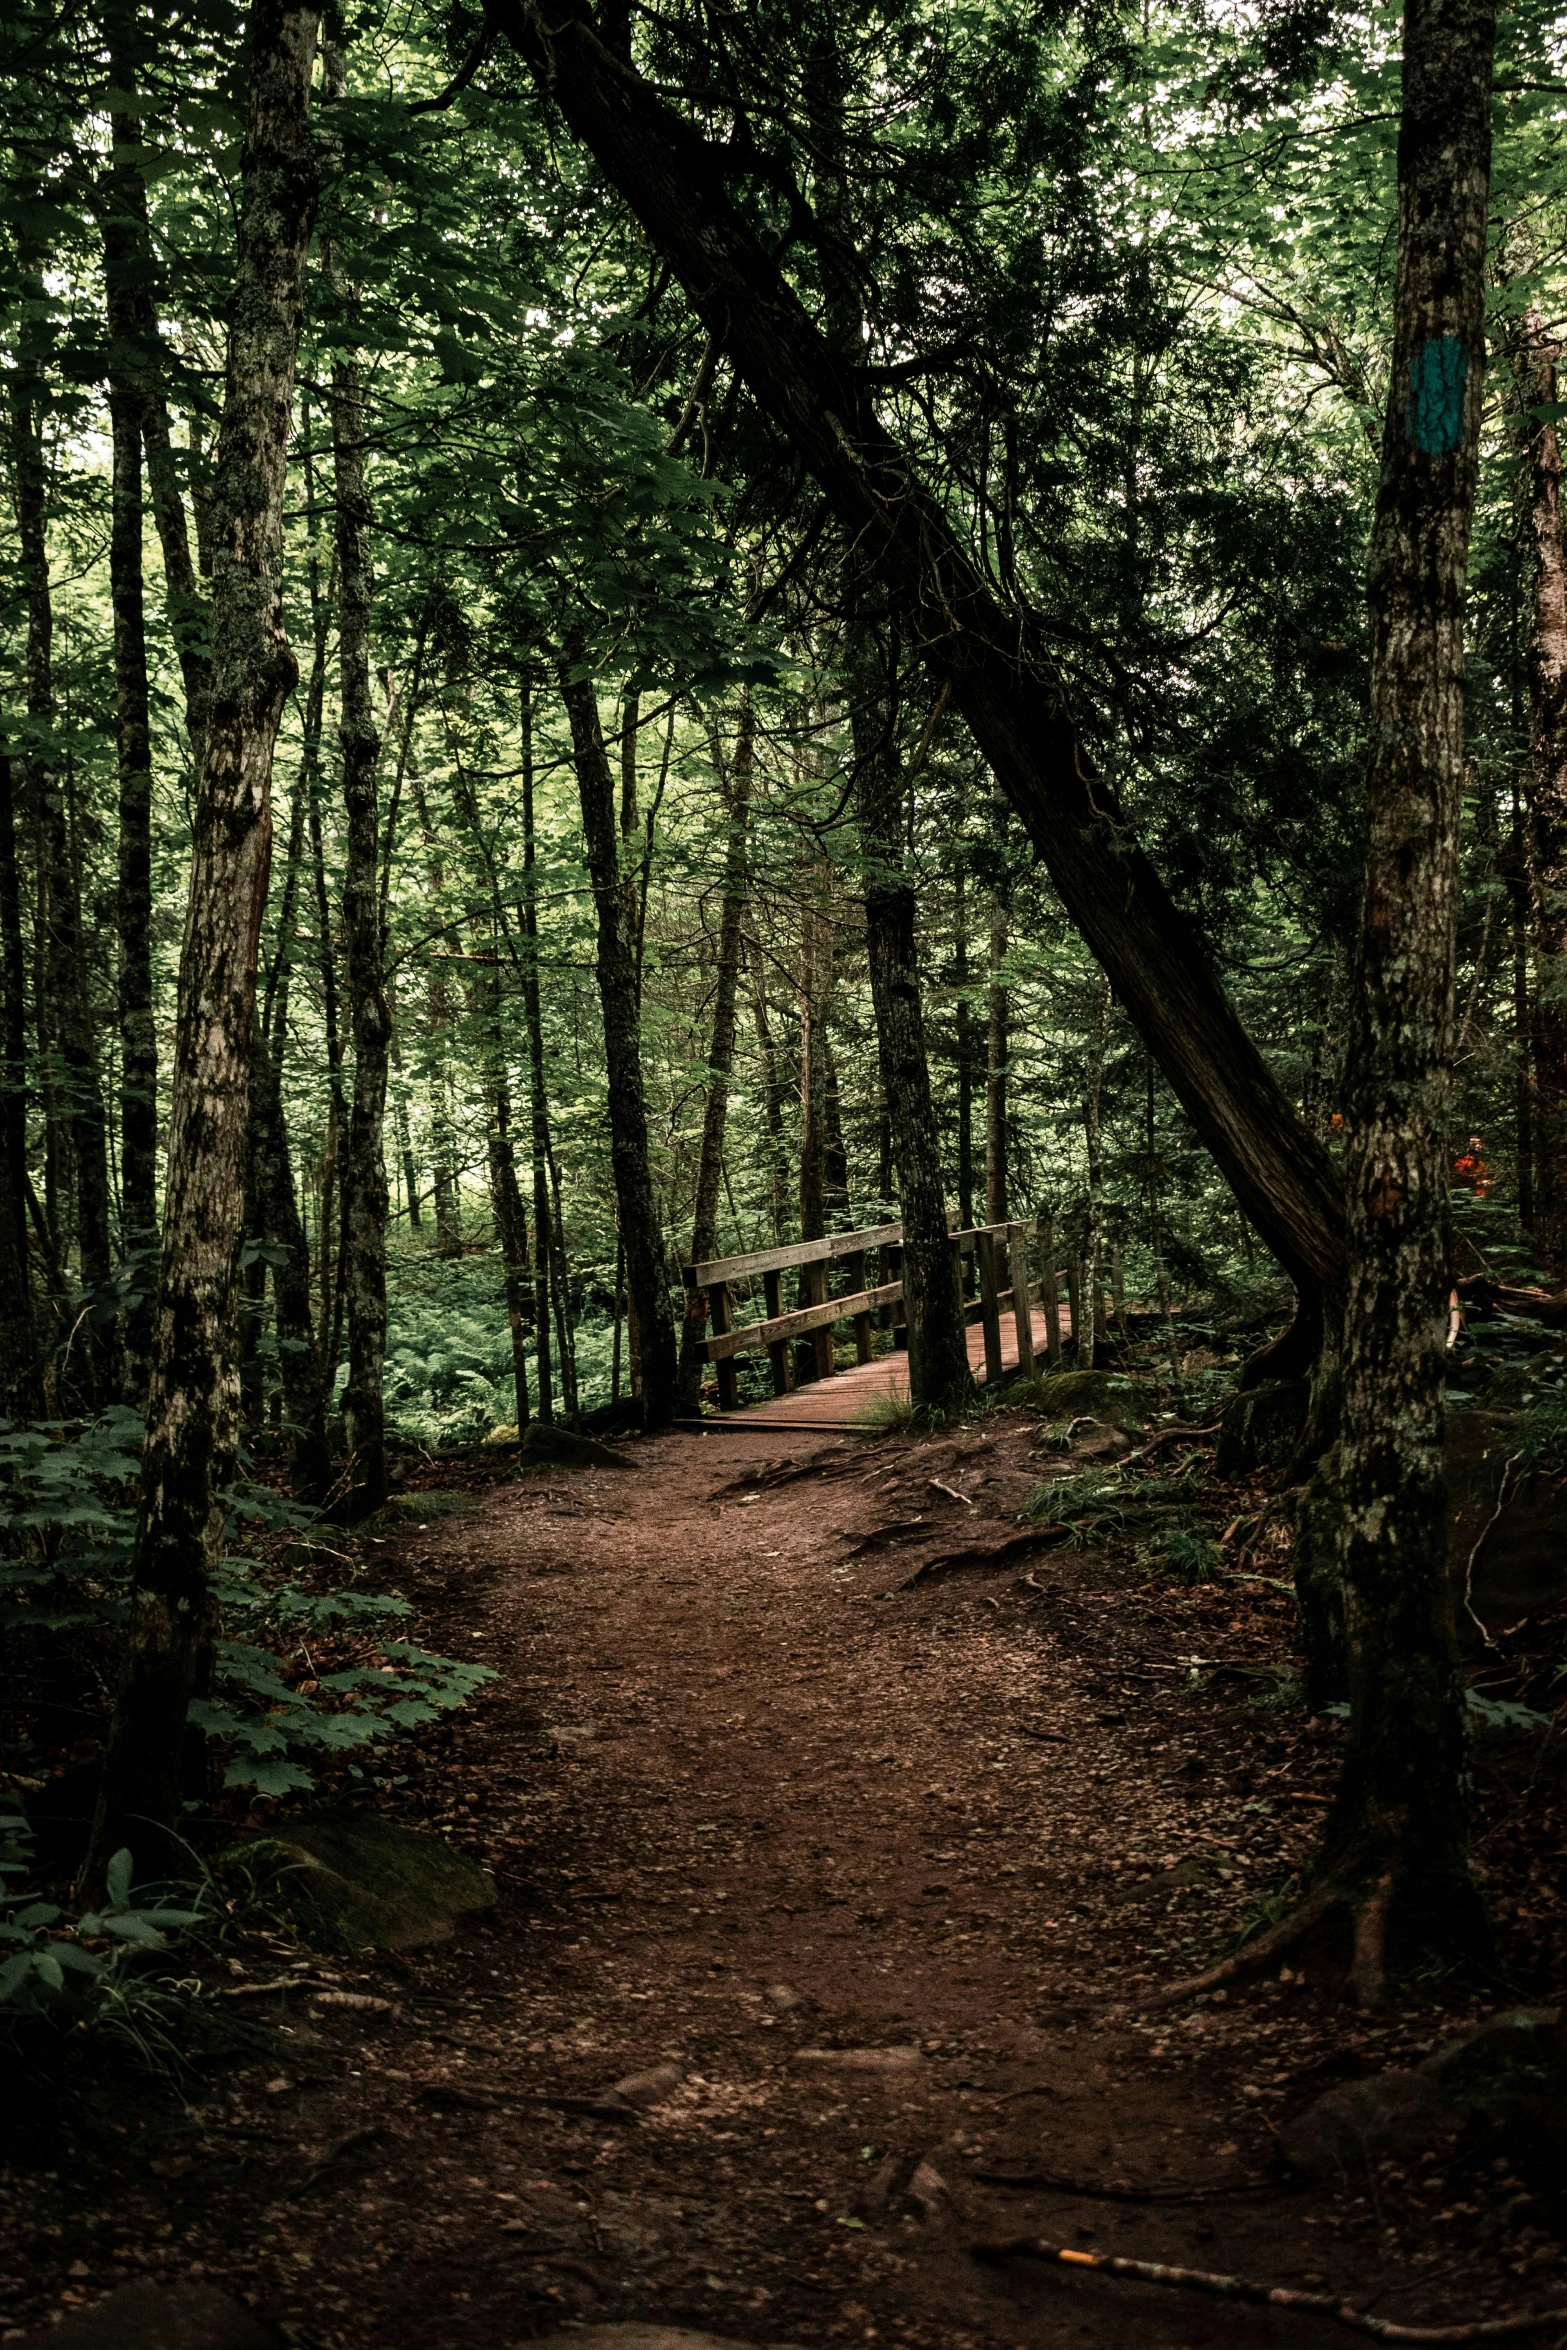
[6,1415,1558,2347]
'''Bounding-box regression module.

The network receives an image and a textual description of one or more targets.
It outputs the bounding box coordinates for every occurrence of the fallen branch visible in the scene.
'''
[1462,1450,1520,1652]
[1124,1417,1227,1463]
[970,2239,1567,2341]
[970,2166,1283,2201]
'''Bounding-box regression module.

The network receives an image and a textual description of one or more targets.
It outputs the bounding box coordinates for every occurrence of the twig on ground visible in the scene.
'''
[930,1478,975,1507]
[1463,1451,1519,1652]
[970,2239,1567,2341]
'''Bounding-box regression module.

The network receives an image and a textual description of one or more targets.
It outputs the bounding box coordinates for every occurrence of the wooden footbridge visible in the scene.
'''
[681,1215,1075,1430]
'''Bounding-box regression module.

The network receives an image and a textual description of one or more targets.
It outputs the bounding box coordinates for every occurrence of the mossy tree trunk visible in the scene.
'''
[81,0,322,1894]
[1327,0,1496,1996]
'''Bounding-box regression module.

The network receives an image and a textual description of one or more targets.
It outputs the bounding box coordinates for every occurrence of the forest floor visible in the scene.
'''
[4,1405,1566,2349]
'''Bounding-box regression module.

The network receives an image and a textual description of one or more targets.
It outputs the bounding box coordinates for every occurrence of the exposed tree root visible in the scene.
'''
[1137,1876,1345,2010]
[969,2164,1286,2201]
[970,2239,1567,2341]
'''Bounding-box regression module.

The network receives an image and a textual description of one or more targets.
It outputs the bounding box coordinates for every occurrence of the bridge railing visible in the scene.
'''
[681,1214,1065,1409]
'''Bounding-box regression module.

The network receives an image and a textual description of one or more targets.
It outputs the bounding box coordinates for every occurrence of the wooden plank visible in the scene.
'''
[977,1229,1004,1382]
[763,1268,789,1396]
[1008,1222,1035,1379]
[699,1281,904,1362]
[708,1282,738,1410]
[686,1221,902,1290]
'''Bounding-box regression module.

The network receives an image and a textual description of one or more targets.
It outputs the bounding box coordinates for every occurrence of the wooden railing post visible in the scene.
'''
[977,1227,1004,1383]
[845,1248,873,1364]
[1038,1215,1062,1368]
[708,1281,738,1409]
[762,1268,790,1395]
[1007,1220,1035,1379]
[805,1259,834,1379]
[887,1243,907,1348]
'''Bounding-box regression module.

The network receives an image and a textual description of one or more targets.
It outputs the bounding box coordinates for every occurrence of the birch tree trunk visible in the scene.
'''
[81,0,321,1892]
[559,660,678,1427]
[1328,0,1495,1996]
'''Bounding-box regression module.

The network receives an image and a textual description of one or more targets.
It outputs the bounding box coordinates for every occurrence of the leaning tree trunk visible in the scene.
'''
[326,81,390,1514]
[558,658,678,1427]
[1326,0,1496,2000]
[678,697,753,1409]
[81,0,321,1895]
[493,0,1347,1375]
[103,68,159,1398]
[1517,304,1567,1275]
[850,631,972,1409]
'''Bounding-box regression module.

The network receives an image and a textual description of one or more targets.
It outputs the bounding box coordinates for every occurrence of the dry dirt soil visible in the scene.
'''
[3,1411,1564,2348]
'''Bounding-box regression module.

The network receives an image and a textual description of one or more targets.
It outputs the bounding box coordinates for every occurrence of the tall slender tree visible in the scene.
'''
[82,0,323,1891]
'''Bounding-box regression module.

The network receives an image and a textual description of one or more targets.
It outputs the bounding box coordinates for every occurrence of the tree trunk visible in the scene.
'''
[795,886,833,1384]
[487,1070,532,1434]
[104,69,159,1398]
[953,869,976,1253]
[985,896,1009,1226]
[0,753,37,1414]
[81,0,321,1893]
[10,256,115,1405]
[494,0,1347,1359]
[519,678,554,1423]
[850,627,972,1408]
[678,697,753,1409]
[251,1041,331,1499]
[746,928,789,1242]
[558,658,678,1426]
[1079,975,1111,1372]
[325,59,390,1514]
[1517,305,1567,1272]
[1327,0,1495,1997]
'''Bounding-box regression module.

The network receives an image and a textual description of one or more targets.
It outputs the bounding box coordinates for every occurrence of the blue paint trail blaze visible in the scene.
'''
[1407,336,1469,457]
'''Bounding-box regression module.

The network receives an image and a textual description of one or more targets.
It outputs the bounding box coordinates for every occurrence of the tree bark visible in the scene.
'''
[1517,305,1567,1272]
[678,697,753,1409]
[103,66,159,1398]
[0,753,37,1414]
[1079,975,1111,1373]
[251,1039,331,1499]
[10,253,115,1404]
[519,678,555,1423]
[1327,0,1495,1993]
[325,43,390,1514]
[850,628,972,1408]
[493,0,1347,1348]
[985,894,1009,1226]
[81,0,321,1893]
[746,928,789,1243]
[558,658,678,1426]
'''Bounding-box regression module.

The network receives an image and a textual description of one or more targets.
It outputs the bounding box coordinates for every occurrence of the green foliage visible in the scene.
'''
[0,1415,491,1800]
[0,1836,201,2021]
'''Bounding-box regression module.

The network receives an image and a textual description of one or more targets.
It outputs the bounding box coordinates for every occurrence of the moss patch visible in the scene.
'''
[238,1810,495,1952]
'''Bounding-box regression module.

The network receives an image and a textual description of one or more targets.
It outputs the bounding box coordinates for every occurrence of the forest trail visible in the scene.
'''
[714,1306,1042,1431]
[40,1412,1537,2350]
